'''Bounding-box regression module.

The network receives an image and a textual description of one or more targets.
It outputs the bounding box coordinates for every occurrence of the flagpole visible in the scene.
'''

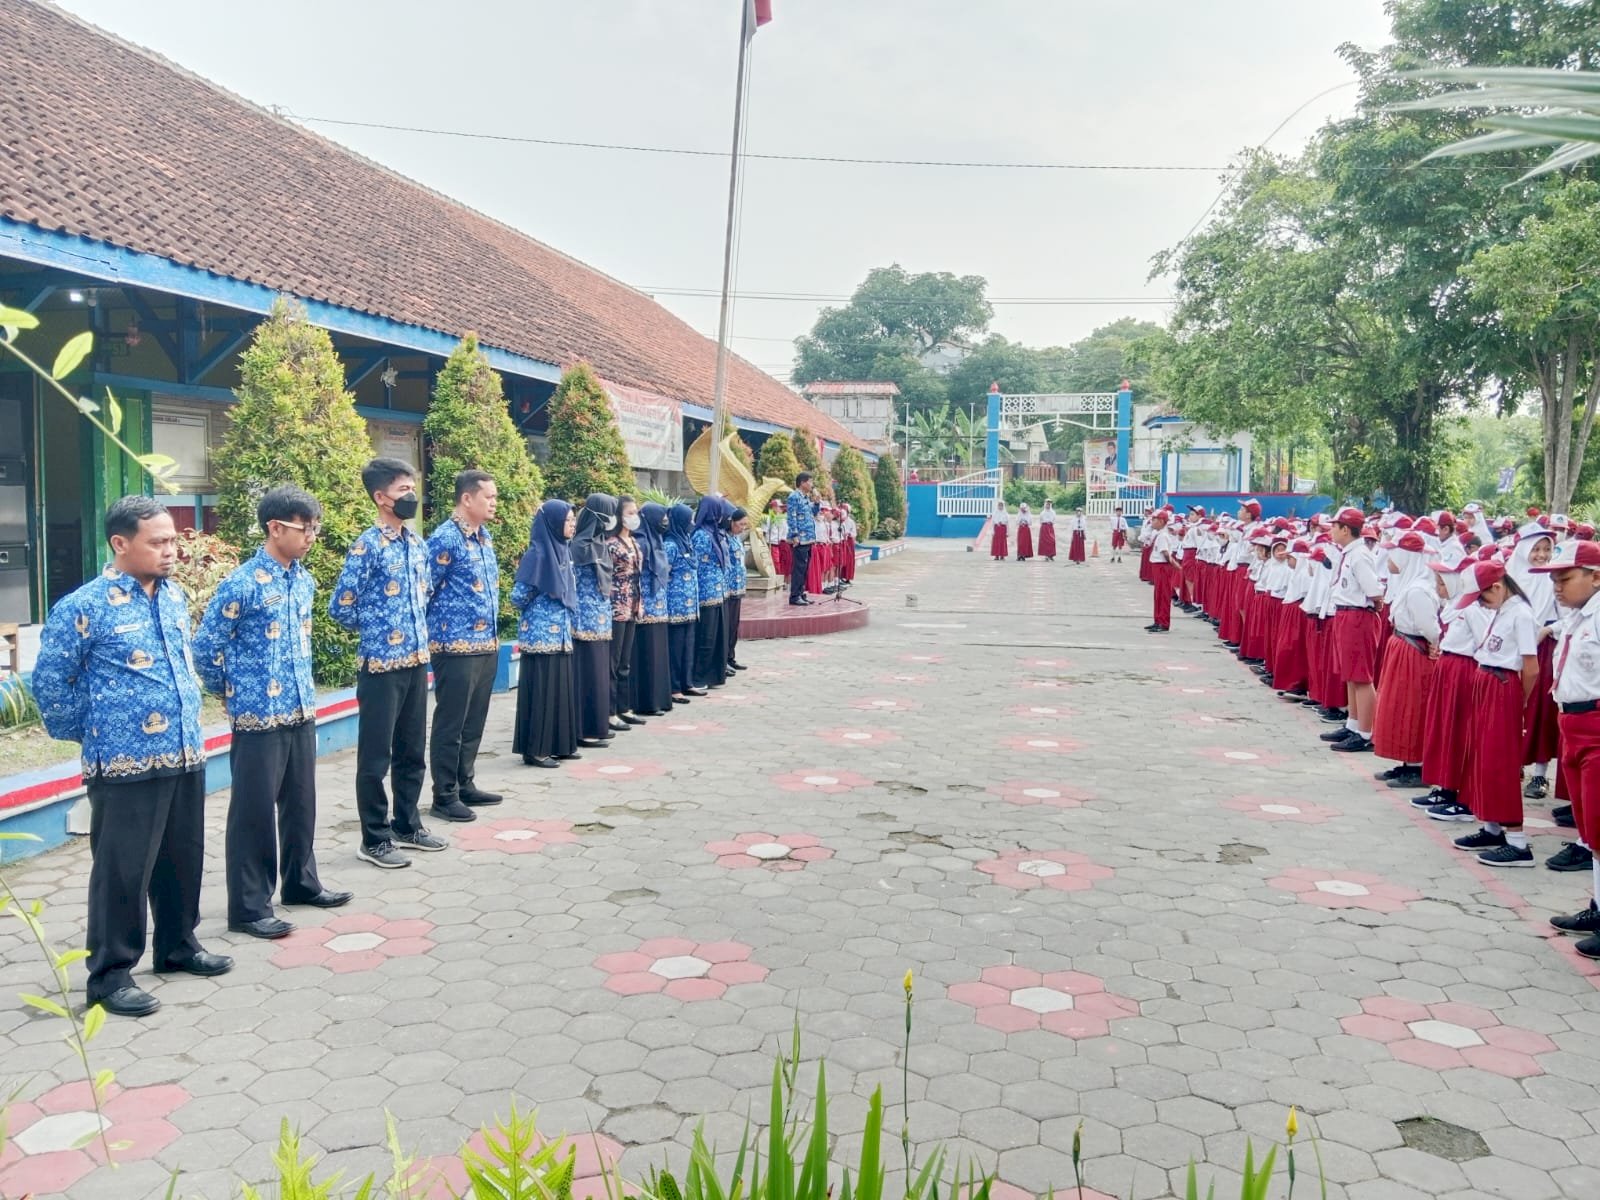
[705,0,753,499]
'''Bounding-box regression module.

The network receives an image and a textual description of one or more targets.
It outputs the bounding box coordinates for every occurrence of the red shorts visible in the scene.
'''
[1332,607,1383,685]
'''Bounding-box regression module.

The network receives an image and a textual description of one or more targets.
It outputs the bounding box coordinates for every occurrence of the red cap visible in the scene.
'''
[1578,523,1597,541]
[1241,498,1262,516]
[1527,506,1542,518]
[1413,517,1438,536]
[1395,532,1426,552]
[1478,545,1501,561]
[1427,557,1472,577]
[1530,540,1600,573]
[1438,511,1456,527]
[1334,506,1365,530]
[1456,559,1507,609]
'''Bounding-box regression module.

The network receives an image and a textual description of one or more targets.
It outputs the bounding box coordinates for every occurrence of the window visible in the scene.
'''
[151,403,218,491]
[1175,451,1229,492]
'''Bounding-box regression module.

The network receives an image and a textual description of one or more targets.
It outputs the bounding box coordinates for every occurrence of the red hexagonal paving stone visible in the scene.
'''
[456,818,581,855]
[420,1128,626,1200]
[1222,795,1340,824]
[1340,996,1558,1078]
[977,850,1114,893]
[849,695,922,712]
[562,758,668,782]
[989,779,1094,809]
[948,965,1140,1040]
[705,831,835,870]
[815,726,901,747]
[770,768,872,794]
[0,1080,192,1197]
[999,733,1081,756]
[269,912,436,973]
[594,938,768,1000]
[1267,868,1423,912]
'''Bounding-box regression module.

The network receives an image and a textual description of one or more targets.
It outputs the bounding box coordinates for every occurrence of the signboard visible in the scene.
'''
[605,382,683,472]
[151,407,214,491]
[1497,466,1516,494]
[1082,437,1118,478]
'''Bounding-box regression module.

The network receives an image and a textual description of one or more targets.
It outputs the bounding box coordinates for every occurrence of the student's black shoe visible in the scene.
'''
[1223,641,1240,650]
[1546,842,1593,872]
[1428,802,1475,822]
[578,737,609,748]
[1380,764,1423,787]
[685,686,709,697]
[1277,689,1308,701]
[1523,776,1550,800]
[525,756,559,768]
[671,695,691,705]
[1330,736,1372,753]
[1150,625,1169,633]
[1320,727,1354,743]
[608,717,631,733]
[1319,708,1348,723]
[554,752,583,760]
[1552,900,1600,935]
[1386,773,1428,790]
[1411,788,1449,809]
[1249,664,1269,675]
[1478,843,1535,868]
[1374,765,1406,781]
[1554,803,1575,827]
[1577,933,1600,960]
[1144,623,1162,632]
[1454,828,1507,851]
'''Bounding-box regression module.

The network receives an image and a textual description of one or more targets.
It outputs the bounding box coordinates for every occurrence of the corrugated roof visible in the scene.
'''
[0,0,853,444]
[801,381,902,396]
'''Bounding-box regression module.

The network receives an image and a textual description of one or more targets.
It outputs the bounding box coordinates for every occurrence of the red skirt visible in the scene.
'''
[774,541,791,576]
[1241,590,1268,660]
[806,544,825,593]
[1261,596,1284,674]
[1332,608,1383,685]
[1016,524,1034,560]
[1372,634,1433,763]
[1522,637,1557,765]
[1557,710,1600,851]
[1068,530,1086,562]
[1139,541,1153,582]
[1306,616,1328,705]
[1273,605,1310,695]
[1038,523,1058,558]
[1421,652,1475,791]
[990,523,1008,559]
[1461,666,1525,826]
[840,537,857,581]
[1112,529,1127,550]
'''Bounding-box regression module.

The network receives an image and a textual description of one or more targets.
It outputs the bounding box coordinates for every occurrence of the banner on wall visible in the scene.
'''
[604,382,684,471]
[1082,438,1118,478]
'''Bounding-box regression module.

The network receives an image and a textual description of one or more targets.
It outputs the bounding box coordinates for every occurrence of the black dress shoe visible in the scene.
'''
[555,751,583,760]
[685,686,709,697]
[95,986,160,1018]
[728,661,747,671]
[621,713,648,725]
[228,916,295,940]
[155,951,234,977]
[526,755,559,768]
[460,788,503,807]
[608,718,631,732]
[285,889,353,908]
[671,695,691,705]
[578,737,609,748]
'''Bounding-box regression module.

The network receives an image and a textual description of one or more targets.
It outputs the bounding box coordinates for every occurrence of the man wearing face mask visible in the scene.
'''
[330,458,448,869]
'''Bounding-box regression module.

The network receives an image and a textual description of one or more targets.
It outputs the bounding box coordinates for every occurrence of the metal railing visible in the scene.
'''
[1086,469,1157,519]
[936,467,1003,516]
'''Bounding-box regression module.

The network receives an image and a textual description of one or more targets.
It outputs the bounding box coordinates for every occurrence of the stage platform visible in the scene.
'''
[736,589,870,639]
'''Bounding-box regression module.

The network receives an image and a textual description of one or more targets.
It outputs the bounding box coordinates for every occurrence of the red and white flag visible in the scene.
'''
[745,0,773,39]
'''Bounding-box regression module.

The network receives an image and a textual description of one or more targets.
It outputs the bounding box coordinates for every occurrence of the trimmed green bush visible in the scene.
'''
[791,426,830,495]
[756,431,801,486]
[544,362,634,501]
[873,453,905,538]
[215,300,372,686]
[830,445,877,537]
[425,334,545,636]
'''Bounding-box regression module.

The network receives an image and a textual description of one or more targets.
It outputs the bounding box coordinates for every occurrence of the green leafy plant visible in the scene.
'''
[872,455,905,538]
[170,529,242,630]
[756,432,801,487]
[544,362,634,502]
[425,334,546,638]
[214,300,374,686]
[790,427,830,496]
[831,445,878,538]
[0,674,41,731]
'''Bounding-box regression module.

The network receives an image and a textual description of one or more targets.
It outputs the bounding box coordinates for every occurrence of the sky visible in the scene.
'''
[54,0,1393,385]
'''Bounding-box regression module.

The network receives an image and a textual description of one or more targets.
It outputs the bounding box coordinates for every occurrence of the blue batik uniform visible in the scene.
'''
[573,564,613,641]
[692,527,726,606]
[725,540,748,598]
[328,524,432,672]
[665,541,699,623]
[193,549,318,732]
[786,489,817,544]
[33,568,205,781]
[426,518,499,656]
[511,582,574,654]
[639,559,668,622]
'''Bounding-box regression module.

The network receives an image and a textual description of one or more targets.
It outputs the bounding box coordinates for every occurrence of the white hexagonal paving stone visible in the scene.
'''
[746,843,793,861]
[650,955,712,980]
[1010,987,1074,1015]
[597,764,636,776]
[1407,1020,1484,1049]
[1021,787,1062,799]
[15,1111,108,1154]
[1259,804,1302,815]
[842,732,872,741]
[1224,751,1259,761]
[493,830,540,842]
[1016,860,1068,878]
[1024,739,1060,749]
[1314,879,1370,897]
[326,931,385,954]
[802,775,840,786]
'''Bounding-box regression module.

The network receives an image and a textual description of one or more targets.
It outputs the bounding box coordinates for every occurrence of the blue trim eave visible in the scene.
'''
[0,218,564,385]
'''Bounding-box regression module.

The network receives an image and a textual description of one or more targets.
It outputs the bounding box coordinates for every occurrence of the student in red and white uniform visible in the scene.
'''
[1178,508,1202,612]
[838,504,858,585]
[1068,508,1088,564]
[1508,523,1559,801]
[989,500,1009,561]
[1272,539,1314,700]
[1371,532,1439,788]
[1451,559,1541,866]
[1144,510,1180,633]
[1015,503,1034,562]
[1037,500,1058,561]
[1321,508,1384,753]
[1532,539,1600,957]
[1110,506,1129,564]
[1137,505,1156,580]
[1415,559,1480,817]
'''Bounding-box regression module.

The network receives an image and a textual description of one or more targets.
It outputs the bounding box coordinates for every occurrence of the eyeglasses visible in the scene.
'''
[275,521,321,537]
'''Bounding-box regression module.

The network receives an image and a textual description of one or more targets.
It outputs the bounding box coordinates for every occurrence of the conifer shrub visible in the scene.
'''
[873,453,906,538]
[756,431,801,486]
[544,362,634,501]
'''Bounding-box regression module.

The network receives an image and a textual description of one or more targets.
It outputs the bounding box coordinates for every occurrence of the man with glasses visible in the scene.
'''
[196,486,352,938]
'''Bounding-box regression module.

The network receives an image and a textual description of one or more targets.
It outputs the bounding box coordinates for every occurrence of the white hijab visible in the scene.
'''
[1508,526,1556,624]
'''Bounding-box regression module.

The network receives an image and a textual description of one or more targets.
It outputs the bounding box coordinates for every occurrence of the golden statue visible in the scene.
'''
[684,429,790,579]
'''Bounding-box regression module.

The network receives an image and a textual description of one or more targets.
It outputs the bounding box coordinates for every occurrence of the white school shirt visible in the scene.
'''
[1390,579,1442,640]
[1151,527,1181,565]
[1438,603,1481,655]
[1111,514,1128,533]
[842,517,857,539]
[1553,591,1600,704]
[1039,509,1056,525]
[1471,595,1538,671]
[1331,542,1382,608]
[1072,514,1086,532]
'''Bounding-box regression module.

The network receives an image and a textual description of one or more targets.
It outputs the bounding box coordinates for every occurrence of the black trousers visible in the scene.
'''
[227,722,323,923]
[355,664,427,848]
[694,603,728,688]
[86,770,205,1002]
[789,543,813,602]
[429,652,497,802]
[668,622,696,694]
[725,596,743,665]
[610,620,637,715]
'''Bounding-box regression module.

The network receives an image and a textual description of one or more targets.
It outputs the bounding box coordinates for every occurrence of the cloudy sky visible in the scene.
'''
[57,0,1391,383]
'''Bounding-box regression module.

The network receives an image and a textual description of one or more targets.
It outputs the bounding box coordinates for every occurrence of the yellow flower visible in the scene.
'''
[903,969,914,997]
[1286,1106,1299,1140]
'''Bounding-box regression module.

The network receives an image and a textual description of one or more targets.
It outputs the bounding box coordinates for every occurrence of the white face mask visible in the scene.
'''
[604,513,618,531]
[623,513,641,532]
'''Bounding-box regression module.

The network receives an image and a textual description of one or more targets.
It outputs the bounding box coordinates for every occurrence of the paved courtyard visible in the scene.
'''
[4,539,1600,1199]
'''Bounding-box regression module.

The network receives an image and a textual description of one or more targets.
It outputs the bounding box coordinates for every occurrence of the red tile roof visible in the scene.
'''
[0,0,854,445]
[801,381,902,396]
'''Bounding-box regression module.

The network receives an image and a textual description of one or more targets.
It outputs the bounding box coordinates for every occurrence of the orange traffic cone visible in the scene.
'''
[1091,539,1100,557]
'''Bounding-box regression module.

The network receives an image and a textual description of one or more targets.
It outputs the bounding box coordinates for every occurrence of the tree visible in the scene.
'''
[756,430,801,485]
[830,445,877,538]
[873,453,906,538]
[544,362,634,501]
[424,333,545,635]
[791,426,830,494]
[731,434,757,475]
[215,300,372,685]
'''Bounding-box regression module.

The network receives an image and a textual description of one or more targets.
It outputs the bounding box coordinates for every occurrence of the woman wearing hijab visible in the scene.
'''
[725,506,750,672]
[1037,501,1058,561]
[570,493,618,745]
[510,500,579,768]
[989,500,1009,561]
[631,502,674,716]
[665,502,702,701]
[1510,524,1560,799]
[1068,507,1088,565]
[607,495,646,730]
[1371,532,1440,786]
[692,496,730,690]
[1015,503,1034,561]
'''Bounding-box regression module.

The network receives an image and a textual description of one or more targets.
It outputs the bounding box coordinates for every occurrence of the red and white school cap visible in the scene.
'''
[1456,559,1507,609]
[1334,506,1365,529]
[1530,539,1600,573]
[1394,531,1427,552]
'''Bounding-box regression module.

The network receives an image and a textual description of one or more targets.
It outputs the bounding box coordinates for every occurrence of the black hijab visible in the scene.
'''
[571,493,618,592]
[637,502,670,594]
[694,496,729,567]
[667,502,695,557]
[513,499,576,612]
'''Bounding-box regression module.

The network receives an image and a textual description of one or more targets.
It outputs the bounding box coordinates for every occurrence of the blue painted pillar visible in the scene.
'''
[985,383,1001,471]
[1115,381,1133,478]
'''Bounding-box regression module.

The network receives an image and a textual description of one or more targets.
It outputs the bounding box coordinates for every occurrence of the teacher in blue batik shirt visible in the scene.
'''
[33,496,233,1018]
[425,469,504,823]
[195,486,352,943]
[786,471,818,606]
